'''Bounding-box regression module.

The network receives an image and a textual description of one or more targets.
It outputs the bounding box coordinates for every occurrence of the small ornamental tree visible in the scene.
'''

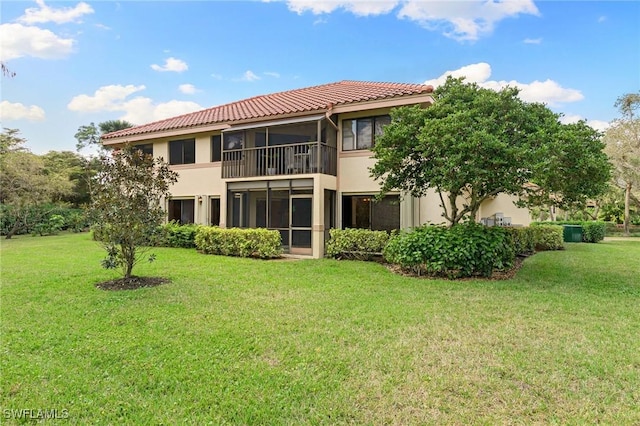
[90,146,178,279]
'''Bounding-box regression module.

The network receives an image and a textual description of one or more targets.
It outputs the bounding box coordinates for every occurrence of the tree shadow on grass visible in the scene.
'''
[95,276,170,291]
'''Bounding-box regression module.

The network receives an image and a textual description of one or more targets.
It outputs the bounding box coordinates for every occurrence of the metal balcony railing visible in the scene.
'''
[222,141,337,178]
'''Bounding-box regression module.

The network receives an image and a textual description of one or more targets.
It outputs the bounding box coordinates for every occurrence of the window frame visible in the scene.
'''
[341,115,391,151]
[211,135,222,162]
[169,138,196,165]
[168,199,195,224]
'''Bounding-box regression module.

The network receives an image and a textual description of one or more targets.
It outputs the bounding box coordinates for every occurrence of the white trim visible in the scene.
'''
[222,114,325,132]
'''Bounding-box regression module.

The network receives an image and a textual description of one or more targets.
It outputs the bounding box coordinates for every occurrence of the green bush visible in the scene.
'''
[1,204,88,237]
[532,221,606,243]
[158,221,199,248]
[530,225,564,251]
[506,227,536,256]
[325,228,391,260]
[383,223,514,278]
[581,222,606,243]
[195,227,282,259]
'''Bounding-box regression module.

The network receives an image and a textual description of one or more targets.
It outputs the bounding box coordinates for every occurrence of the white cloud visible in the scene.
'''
[151,57,188,73]
[67,84,146,112]
[598,16,606,23]
[560,115,610,132]
[264,71,280,78]
[210,73,223,80]
[239,70,261,82]
[425,62,584,106]
[286,1,399,16]
[0,23,74,61]
[0,100,46,121]
[398,1,539,41]
[67,84,203,125]
[18,0,94,25]
[178,84,199,94]
[524,37,542,44]
[285,0,539,41]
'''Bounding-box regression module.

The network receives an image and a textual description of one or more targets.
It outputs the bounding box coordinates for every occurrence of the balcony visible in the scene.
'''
[222,141,337,179]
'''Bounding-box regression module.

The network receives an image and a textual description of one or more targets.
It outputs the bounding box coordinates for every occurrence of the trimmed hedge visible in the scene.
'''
[531,221,605,243]
[157,221,199,248]
[195,227,282,259]
[529,225,564,251]
[325,228,391,260]
[383,223,514,278]
[506,227,536,257]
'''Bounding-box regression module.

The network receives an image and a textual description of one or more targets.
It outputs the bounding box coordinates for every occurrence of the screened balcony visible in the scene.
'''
[221,116,337,179]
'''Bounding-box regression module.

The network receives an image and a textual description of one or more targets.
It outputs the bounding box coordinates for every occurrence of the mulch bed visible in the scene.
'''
[95,276,171,291]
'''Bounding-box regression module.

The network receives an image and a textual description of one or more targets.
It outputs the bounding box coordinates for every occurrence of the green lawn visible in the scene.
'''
[1,233,639,425]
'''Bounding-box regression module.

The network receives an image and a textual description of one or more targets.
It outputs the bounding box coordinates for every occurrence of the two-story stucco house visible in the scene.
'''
[102,80,531,258]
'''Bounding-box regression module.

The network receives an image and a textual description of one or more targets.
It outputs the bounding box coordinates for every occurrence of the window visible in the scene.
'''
[224,132,244,150]
[210,198,220,226]
[342,115,391,151]
[169,138,195,165]
[168,199,194,224]
[342,194,399,231]
[211,135,221,162]
[134,144,153,156]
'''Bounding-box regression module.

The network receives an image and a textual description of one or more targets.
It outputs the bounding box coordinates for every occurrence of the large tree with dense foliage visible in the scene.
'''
[370,78,611,226]
[74,120,134,152]
[0,129,72,238]
[90,146,178,279]
[603,93,640,236]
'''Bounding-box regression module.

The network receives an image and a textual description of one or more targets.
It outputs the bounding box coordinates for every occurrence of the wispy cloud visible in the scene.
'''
[598,16,607,23]
[264,71,280,78]
[210,73,223,80]
[524,37,542,44]
[284,0,539,42]
[151,57,188,73]
[18,0,94,25]
[237,70,261,82]
[179,84,199,94]
[424,62,584,106]
[0,100,46,121]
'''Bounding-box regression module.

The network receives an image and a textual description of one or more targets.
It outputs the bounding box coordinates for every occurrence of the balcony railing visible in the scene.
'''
[222,141,337,179]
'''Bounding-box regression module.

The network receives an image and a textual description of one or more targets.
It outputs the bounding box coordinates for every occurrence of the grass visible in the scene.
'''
[1,233,639,424]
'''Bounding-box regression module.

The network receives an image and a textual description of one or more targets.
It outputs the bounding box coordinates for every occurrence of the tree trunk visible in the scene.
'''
[548,205,556,222]
[624,182,632,237]
[5,217,22,239]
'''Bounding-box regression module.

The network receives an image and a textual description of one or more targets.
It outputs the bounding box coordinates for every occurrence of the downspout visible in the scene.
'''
[324,103,338,130]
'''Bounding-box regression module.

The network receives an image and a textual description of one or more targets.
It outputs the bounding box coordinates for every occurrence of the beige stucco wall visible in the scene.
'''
[477,194,532,226]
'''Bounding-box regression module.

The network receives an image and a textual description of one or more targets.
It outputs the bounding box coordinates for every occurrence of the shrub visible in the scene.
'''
[195,227,282,259]
[325,228,391,260]
[581,222,606,243]
[530,225,564,251]
[383,223,514,278]
[158,221,199,248]
[532,220,606,243]
[506,227,536,256]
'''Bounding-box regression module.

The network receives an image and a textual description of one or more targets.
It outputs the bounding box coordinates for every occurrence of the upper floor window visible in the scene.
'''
[211,135,221,162]
[342,115,391,151]
[134,144,153,157]
[169,138,195,165]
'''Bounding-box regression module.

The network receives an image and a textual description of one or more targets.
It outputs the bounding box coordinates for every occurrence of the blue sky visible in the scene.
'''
[1,0,638,154]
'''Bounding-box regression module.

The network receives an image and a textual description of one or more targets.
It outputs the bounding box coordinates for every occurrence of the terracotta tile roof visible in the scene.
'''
[102,80,433,140]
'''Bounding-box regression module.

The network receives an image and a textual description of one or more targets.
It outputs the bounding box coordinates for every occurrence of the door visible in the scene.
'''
[290,195,312,255]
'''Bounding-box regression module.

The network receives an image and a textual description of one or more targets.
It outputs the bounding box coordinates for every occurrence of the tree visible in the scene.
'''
[525,120,611,220]
[604,93,640,236]
[75,120,134,152]
[90,146,178,279]
[0,129,72,238]
[370,78,611,226]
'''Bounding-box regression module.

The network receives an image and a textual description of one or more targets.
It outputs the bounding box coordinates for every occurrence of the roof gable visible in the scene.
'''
[103,80,433,140]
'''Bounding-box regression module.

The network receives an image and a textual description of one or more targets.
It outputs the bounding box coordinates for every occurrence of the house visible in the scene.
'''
[102,80,531,258]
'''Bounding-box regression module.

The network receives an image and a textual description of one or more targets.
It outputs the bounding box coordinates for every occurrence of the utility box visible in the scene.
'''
[563,225,583,243]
